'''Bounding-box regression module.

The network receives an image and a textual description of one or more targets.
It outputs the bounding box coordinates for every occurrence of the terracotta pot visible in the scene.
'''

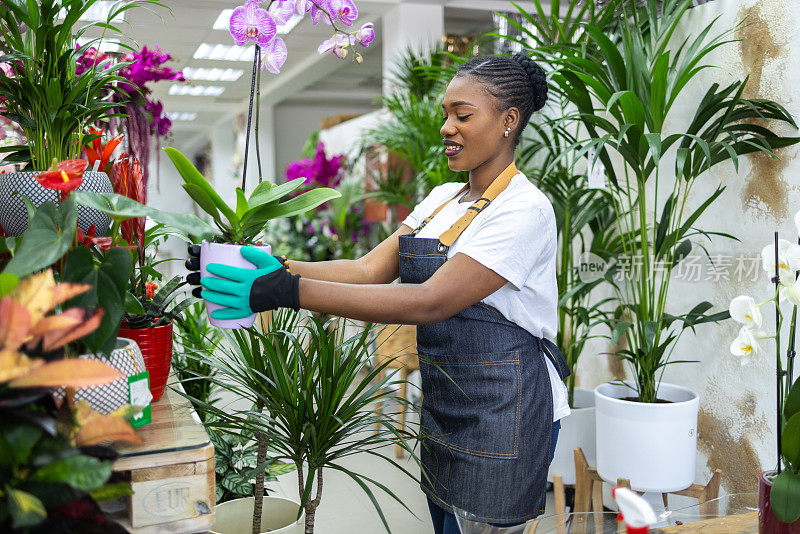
[118,322,173,402]
[759,471,800,533]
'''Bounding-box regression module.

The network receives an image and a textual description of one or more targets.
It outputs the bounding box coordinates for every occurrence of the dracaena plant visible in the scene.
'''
[0,0,166,170]
[164,147,341,245]
[543,0,800,402]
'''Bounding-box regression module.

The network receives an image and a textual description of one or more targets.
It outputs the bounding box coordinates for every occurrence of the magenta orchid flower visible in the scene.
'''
[327,0,358,26]
[229,0,277,47]
[318,33,349,54]
[354,22,374,47]
[269,0,295,25]
[261,37,288,74]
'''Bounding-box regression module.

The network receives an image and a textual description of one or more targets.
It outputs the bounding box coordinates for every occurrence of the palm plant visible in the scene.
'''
[0,0,165,170]
[502,0,624,406]
[183,312,418,534]
[544,0,800,402]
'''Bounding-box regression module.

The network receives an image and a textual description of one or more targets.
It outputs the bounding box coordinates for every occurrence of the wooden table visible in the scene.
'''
[112,384,215,533]
[658,511,757,533]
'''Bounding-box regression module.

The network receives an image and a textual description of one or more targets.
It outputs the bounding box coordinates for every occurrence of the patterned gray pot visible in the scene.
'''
[0,170,113,236]
[54,337,151,415]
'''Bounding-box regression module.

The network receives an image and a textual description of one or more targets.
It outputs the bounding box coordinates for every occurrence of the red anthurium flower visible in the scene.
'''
[36,159,88,201]
[76,224,113,252]
[83,127,123,176]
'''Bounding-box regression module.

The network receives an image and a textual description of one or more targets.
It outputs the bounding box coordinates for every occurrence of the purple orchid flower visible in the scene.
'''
[354,22,374,47]
[261,37,288,74]
[318,33,349,54]
[229,0,277,47]
[295,0,313,16]
[269,0,295,25]
[327,0,358,26]
[75,46,111,76]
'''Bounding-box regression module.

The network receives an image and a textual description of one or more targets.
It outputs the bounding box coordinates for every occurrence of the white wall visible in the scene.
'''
[575,0,800,495]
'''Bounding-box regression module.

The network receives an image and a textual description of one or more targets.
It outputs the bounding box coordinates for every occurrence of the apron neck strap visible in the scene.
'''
[438,162,517,247]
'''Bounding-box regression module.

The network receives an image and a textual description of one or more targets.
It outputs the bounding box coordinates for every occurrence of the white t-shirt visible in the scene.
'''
[402,172,570,421]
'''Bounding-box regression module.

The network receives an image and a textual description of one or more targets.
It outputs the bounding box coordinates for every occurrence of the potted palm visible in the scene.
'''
[0,0,164,236]
[548,0,800,491]
[727,228,800,531]
[185,313,418,534]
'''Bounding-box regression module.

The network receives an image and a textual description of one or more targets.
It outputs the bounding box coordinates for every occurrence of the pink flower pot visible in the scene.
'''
[759,471,800,533]
[200,241,271,329]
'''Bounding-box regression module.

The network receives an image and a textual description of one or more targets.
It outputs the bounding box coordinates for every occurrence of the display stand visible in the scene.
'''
[551,447,721,534]
[111,384,215,533]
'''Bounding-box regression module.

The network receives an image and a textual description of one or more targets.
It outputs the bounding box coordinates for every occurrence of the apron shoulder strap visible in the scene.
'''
[438,162,518,247]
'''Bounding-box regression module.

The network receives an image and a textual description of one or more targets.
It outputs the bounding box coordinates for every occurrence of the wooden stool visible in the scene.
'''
[553,448,722,533]
[371,324,419,458]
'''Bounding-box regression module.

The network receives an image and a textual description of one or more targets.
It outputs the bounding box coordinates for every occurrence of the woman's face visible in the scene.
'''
[440,75,514,172]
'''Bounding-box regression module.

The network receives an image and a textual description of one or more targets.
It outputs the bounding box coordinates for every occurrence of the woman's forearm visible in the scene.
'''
[287,258,373,284]
[298,278,441,325]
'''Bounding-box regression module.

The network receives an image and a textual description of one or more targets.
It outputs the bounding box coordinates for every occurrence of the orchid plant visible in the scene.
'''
[728,221,800,523]
[226,0,374,191]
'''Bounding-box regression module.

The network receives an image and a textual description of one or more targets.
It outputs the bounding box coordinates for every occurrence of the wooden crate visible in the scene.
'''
[112,384,215,533]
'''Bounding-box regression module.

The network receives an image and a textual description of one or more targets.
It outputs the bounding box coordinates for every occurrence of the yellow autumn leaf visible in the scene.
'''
[9,359,122,388]
[0,350,44,383]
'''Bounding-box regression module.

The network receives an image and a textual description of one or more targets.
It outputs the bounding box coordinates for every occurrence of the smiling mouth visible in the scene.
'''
[443,140,463,157]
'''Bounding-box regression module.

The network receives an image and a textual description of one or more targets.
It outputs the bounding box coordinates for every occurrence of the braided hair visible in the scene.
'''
[455,53,548,146]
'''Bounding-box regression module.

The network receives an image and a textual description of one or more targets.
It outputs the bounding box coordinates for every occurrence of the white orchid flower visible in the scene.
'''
[761,239,800,285]
[780,278,800,306]
[729,295,763,329]
[730,327,766,365]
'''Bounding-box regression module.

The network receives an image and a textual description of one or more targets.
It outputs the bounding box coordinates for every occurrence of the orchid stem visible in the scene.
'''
[774,231,783,475]
[255,46,263,184]
[242,45,259,194]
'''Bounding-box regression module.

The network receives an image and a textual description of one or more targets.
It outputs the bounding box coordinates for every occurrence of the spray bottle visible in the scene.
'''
[612,486,657,534]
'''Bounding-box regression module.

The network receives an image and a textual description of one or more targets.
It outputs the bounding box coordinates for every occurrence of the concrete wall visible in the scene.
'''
[575,0,800,495]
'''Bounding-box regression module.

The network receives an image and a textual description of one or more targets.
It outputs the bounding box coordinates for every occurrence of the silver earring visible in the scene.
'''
[504,127,511,138]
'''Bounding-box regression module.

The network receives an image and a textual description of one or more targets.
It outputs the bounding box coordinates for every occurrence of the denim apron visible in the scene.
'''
[399,163,570,524]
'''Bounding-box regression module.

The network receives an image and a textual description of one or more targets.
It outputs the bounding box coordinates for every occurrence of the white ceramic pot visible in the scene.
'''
[211,497,305,534]
[200,241,272,329]
[548,387,596,485]
[0,170,113,236]
[595,382,699,492]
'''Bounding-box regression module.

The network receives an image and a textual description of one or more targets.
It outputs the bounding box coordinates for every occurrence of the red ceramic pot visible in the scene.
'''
[759,471,800,533]
[118,322,173,402]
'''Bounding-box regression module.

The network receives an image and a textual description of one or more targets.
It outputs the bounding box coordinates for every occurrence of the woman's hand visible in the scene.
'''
[200,246,301,320]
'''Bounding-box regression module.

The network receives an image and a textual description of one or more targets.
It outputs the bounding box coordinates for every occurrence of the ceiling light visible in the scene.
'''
[60,1,120,22]
[194,43,255,62]
[169,85,225,97]
[213,9,302,34]
[183,67,244,82]
[167,112,198,122]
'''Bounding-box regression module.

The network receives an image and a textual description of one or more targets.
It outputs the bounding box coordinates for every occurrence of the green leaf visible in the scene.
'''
[7,488,46,528]
[0,273,20,297]
[786,378,800,421]
[163,147,239,229]
[782,413,800,470]
[611,321,632,346]
[220,472,251,496]
[89,481,133,502]
[124,291,146,315]
[247,178,307,208]
[31,455,113,491]
[770,469,800,523]
[182,184,221,225]
[269,461,297,477]
[62,247,131,355]
[235,188,249,218]
[3,200,77,278]
[242,188,341,224]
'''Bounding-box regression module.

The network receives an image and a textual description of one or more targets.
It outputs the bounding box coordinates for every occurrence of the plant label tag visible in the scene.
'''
[588,147,607,189]
[128,372,152,428]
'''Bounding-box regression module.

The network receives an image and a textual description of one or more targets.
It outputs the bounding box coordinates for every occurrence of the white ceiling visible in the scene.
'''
[108,1,548,138]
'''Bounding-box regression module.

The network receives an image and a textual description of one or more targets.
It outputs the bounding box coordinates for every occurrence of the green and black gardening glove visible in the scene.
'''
[185,245,300,319]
